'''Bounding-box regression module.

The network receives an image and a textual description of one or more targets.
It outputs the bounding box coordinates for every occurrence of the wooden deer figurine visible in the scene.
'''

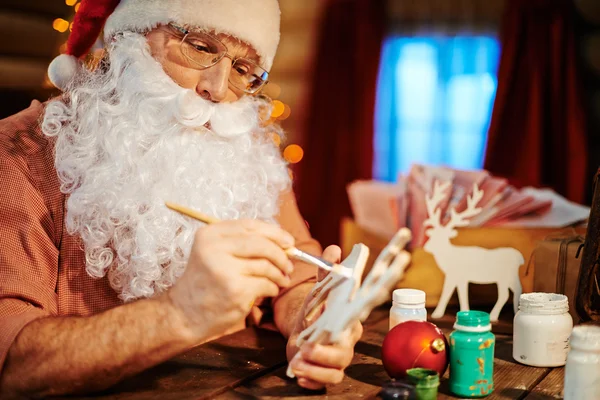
[424,181,523,322]
[287,228,412,378]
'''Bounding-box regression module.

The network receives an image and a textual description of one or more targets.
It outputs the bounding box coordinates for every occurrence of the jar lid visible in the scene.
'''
[518,293,569,315]
[454,310,492,332]
[406,368,440,389]
[393,289,426,305]
[570,325,600,351]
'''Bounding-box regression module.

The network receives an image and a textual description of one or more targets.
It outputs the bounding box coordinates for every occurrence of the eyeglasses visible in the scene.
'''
[167,23,269,94]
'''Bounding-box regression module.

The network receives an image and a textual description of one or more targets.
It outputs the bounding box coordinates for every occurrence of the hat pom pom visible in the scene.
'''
[48,54,81,91]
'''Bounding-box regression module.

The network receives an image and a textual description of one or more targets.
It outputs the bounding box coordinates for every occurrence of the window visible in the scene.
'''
[374,35,501,181]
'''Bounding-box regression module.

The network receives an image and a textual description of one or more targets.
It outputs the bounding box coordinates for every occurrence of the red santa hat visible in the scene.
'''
[48,0,281,90]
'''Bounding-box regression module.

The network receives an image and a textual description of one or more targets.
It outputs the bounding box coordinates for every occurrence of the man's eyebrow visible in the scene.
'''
[224,39,259,61]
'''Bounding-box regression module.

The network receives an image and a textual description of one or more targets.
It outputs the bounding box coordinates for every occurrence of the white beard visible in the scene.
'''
[41,32,291,302]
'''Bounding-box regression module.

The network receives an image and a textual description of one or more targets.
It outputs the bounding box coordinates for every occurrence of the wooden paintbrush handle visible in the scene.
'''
[165,202,219,224]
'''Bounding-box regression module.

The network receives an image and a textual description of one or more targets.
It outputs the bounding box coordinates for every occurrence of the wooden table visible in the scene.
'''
[61,307,565,400]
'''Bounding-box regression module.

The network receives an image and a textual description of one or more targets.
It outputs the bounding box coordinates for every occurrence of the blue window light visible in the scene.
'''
[374,35,501,181]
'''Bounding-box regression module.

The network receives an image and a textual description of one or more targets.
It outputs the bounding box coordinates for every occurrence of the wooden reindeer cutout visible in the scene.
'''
[302,242,371,322]
[425,181,523,322]
[287,228,412,378]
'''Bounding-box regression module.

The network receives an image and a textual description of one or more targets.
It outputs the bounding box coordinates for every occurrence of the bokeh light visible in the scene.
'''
[66,0,77,5]
[278,104,292,121]
[53,18,70,33]
[75,2,81,12]
[271,100,285,118]
[283,144,304,164]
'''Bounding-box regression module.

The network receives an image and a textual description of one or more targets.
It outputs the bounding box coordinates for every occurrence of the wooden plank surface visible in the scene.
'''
[55,327,290,400]
[57,308,388,400]
[216,318,394,400]
[57,306,564,399]
[523,368,565,400]
[217,309,559,400]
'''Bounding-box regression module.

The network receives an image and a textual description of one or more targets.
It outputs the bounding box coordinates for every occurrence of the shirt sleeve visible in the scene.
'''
[273,189,321,301]
[0,144,59,374]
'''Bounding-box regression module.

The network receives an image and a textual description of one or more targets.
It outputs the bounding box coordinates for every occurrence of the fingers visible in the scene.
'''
[211,219,295,249]
[297,377,326,390]
[298,321,361,368]
[244,259,291,288]
[290,321,362,389]
[299,343,353,369]
[290,357,345,385]
[318,245,342,281]
[322,245,342,263]
[226,235,293,276]
[249,277,280,300]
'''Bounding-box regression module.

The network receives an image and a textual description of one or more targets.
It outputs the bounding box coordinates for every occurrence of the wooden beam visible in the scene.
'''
[0,1,72,19]
[0,57,47,89]
[0,11,65,59]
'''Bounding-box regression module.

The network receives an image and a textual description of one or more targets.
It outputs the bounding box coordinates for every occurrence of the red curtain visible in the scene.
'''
[484,0,588,204]
[294,0,385,248]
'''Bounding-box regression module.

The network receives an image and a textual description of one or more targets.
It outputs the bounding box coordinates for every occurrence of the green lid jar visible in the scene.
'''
[406,368,439,400]
[449,311,495,398]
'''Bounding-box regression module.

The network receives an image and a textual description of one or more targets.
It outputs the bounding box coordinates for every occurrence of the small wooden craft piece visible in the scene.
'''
[424,181,524,322]
[303,242,370,321]
[287,228,412,378]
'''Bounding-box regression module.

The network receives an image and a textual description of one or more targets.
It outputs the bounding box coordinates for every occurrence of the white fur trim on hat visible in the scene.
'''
[104,0,281,71]
[48,54,82,90]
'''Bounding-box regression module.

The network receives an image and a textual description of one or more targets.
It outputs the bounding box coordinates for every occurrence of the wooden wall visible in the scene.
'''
[0,1,69,90]
[265,1,323,145]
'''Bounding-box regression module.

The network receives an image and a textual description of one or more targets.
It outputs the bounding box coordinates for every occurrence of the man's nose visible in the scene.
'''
[195,58,231,102]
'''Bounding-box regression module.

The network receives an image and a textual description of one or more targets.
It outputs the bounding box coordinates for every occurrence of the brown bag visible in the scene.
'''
[576,168,600,322]
[531,234,585,322]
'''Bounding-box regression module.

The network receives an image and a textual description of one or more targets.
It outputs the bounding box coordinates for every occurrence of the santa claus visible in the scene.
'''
[0,0,361,397]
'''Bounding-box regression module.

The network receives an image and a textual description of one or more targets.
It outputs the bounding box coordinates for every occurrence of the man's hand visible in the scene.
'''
[168,219,295,341]
[285,245,363,390]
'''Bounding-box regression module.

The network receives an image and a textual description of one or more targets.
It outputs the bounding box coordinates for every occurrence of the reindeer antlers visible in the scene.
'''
[424,182,484,229]
[447,183,484,229]
[424,180,452,228]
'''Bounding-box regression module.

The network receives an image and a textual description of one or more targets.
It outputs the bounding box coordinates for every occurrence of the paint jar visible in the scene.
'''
[512,293,573,367]
[449,311,495,398]
[563,324,600,400]
[406,368,439,400]
[389,289,427,330]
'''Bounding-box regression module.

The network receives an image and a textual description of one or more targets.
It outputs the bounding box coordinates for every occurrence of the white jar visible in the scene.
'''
[564,324,600,400]
[389,289,427,330]
[512,293,573,367]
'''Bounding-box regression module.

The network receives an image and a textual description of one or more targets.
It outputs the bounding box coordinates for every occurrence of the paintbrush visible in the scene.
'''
[164,201,353,278]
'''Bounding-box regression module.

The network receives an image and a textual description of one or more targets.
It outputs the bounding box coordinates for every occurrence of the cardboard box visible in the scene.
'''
[340,217,586,308]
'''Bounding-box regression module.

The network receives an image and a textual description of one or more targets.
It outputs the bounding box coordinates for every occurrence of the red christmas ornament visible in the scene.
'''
[381,320,449,378]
